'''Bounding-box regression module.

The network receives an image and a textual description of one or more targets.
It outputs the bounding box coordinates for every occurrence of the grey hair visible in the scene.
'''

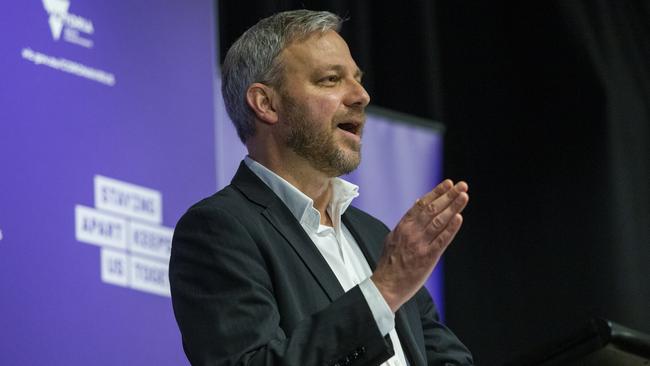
[221,9,343,143]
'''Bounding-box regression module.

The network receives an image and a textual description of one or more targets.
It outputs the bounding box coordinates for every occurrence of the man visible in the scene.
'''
[170,9,473,366]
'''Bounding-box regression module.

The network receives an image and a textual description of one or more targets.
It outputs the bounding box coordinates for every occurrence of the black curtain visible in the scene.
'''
[218,1,650,364]
[439,1,650,363]
[559,0,650,326]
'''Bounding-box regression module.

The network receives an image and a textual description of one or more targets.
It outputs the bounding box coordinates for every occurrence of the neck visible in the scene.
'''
[248,148,334,226]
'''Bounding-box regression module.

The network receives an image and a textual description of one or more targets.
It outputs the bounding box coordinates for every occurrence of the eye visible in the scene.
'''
[319,74,341,85]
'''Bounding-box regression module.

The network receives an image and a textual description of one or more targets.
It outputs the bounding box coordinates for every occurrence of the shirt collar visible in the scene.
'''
[244,156,359,233]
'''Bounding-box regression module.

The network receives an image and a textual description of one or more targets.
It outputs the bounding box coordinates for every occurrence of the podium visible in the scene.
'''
[505,318,650,366]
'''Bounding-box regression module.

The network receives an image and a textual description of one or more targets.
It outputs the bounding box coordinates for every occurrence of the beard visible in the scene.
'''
[281,93,363,177]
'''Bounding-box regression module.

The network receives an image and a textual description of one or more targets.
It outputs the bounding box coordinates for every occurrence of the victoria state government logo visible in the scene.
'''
[21,0,115,86]
[42,0,94,48]
[75,176,174,297]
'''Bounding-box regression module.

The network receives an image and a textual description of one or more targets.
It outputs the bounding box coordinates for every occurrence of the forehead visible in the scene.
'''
[279,30,359,74]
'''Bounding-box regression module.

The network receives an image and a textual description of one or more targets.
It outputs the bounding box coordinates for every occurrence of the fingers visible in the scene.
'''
[430,181,467,215]
[417,180,468,209]
[414,181,468,228]
[424,186,469,230]
[403,179,469,250]
[407,180,453,219]
[430,214,464,250]
[420,181,468,252]
[418,179,454,208]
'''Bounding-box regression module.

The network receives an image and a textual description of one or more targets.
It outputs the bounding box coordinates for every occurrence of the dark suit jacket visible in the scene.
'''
[169,162,473,366]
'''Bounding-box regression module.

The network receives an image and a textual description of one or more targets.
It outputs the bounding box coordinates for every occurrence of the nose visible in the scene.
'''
[345,79,371,108]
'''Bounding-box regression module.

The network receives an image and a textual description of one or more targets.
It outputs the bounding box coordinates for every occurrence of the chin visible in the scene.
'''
[335,151,361,176]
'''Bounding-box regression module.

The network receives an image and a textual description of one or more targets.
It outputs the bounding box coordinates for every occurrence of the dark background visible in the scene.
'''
[218,1,650,364]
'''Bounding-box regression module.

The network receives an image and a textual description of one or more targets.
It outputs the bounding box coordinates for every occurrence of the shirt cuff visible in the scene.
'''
[359,277,395,336]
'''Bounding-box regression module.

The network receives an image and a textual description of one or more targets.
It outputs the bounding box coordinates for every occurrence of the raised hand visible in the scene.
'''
[371,180,469,312]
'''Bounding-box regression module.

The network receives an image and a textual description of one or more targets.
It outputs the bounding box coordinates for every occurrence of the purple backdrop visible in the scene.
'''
[0,1,215,365]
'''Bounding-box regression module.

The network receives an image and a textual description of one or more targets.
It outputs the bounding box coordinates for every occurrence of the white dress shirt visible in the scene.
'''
[245,157,408,366]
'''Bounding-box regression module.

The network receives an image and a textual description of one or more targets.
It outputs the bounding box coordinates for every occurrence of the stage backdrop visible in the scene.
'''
[0,1,215,365]
[0,2,445,365]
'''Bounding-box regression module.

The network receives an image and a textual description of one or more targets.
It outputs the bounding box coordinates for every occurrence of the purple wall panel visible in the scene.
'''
[0,1,215,364]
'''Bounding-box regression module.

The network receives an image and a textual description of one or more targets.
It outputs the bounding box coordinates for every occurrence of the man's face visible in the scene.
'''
[275,30,370,177]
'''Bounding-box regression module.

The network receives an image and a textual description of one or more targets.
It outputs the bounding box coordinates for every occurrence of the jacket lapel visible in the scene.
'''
[231,162,344,302]
[343,211,427,366]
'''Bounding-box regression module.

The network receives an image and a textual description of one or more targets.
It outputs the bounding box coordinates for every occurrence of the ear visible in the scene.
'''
[245,83,279,125]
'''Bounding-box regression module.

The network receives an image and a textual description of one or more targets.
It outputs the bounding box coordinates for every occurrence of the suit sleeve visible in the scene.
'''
[169,206,395,366]
[414,288,474,365]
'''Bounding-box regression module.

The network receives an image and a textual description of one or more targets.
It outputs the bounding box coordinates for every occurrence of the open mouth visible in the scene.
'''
[336,121,361,135]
